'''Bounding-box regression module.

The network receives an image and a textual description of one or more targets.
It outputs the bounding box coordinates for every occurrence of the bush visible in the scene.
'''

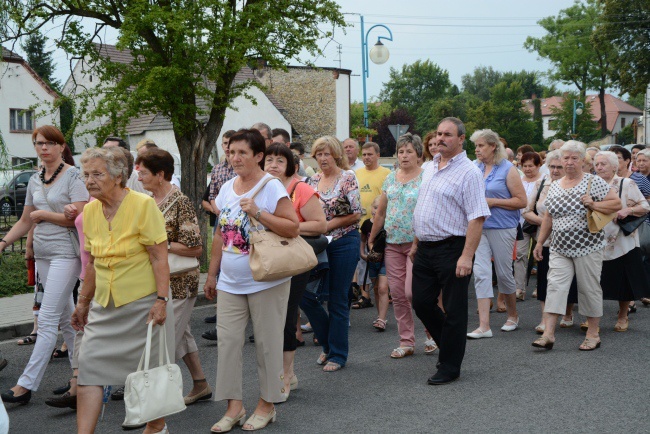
[0,252,32,298]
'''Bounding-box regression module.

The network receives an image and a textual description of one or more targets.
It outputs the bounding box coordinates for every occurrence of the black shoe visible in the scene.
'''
[201,329,218,341]
[296,340,306,347]
[52,381,71,395]
[122,422,147,431]
[427,371,459,385]
[204,315,217,323]
[0,359,7,372]
[249,334,255,343]
[111,386,124,401]
[1,389,32,404]
[629,303,637,313]
[45,392,77,409]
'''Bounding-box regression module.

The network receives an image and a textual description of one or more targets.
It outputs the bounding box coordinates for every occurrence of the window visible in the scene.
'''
[11,157,37,170]
[548,118,558,131]
[621,117,626,129]
[9,109,35,132]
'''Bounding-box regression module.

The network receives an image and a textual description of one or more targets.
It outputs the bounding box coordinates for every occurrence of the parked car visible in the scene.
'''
[0,170,37,217]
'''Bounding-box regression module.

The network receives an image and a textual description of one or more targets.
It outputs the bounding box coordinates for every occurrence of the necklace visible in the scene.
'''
[102,190,127,222]
[40,163,65,185]
[154,185,175,206]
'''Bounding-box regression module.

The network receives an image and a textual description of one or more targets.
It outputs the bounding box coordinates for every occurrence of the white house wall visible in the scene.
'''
[0,62,58,163]
[335,73,350,141]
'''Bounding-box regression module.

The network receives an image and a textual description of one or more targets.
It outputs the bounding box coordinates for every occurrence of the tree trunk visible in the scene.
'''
[598,87,607,138]
[174,123,223,268]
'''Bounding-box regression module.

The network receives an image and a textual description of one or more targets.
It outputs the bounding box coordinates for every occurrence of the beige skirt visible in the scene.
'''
[77,293,175,386]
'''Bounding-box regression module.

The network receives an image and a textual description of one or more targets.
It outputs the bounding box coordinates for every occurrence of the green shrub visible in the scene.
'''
[0,252,32,298]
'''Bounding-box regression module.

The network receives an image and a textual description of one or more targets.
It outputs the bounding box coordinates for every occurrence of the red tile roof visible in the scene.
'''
[523,94,642,131]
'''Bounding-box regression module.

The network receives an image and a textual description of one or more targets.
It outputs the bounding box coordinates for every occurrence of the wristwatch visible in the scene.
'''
[255,210,262,220]
[157,296,169,302]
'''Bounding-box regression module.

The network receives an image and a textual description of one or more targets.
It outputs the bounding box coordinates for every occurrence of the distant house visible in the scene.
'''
[523,94,643,140]
[1,46,59,167]
[63,44,291,161]
[254,65,351,147]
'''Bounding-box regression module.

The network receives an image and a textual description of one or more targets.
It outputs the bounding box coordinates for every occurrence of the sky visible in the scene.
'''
[30,0,582,102]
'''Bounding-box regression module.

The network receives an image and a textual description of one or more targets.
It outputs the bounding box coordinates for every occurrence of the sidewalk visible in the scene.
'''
[0,273,214,341]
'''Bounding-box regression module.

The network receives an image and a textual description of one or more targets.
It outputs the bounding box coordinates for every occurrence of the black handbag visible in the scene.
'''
[521,179,546,235]
[616,179,649,236]
[367,229,386,263]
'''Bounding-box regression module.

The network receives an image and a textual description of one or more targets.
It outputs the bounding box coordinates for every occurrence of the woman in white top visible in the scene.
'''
[204,129,299,432]
[594,151,650,332]
[513,151,544,301]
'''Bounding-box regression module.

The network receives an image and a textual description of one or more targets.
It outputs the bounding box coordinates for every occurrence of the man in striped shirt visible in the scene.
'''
[410,117,490,385]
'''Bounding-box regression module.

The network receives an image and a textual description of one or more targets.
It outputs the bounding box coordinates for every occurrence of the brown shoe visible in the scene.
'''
[614,318,629,332]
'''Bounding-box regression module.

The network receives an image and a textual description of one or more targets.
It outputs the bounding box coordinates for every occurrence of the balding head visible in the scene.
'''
[342,138,360,165]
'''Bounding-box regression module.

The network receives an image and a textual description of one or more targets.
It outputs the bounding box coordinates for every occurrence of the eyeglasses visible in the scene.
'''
[548,165,563,170]
[33,141,58,147]
[82,172,108,180]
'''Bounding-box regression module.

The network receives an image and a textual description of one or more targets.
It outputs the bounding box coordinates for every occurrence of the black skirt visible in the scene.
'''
[601,247,650,301]
[536,246,578,303]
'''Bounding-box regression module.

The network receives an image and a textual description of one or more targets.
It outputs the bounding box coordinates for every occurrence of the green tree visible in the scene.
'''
[21,31,60,90]
[378,59,451,132]
[461,66,549,101]
[426,93,480,131]
[370,108,415,157]
[2,0,345,257]
[350,101,392,133]
[525,0,617,138]
[465,81,536,149]
[548,94,600,143]
[532,98,544,148]
[598,0,650,97]
[626,93,645,111]
[617,125,635,145]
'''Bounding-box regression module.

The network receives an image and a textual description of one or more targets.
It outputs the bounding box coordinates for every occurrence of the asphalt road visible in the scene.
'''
[1,282,649,433]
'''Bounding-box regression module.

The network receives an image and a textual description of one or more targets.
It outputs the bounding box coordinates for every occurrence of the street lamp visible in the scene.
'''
[572,99,584,136]
[361,15,393,128]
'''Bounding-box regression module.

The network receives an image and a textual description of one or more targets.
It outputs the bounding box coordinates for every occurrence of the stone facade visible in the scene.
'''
[255,66,350,149]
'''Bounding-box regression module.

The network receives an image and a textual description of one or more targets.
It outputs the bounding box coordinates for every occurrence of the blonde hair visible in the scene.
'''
[469,129,508,165]
[136,138,156,151]
[311,136,349,170]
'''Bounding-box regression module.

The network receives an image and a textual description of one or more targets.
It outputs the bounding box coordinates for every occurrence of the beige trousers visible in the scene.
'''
[214,280,291,403]
[544,250,604,318]
[172,296,198,360]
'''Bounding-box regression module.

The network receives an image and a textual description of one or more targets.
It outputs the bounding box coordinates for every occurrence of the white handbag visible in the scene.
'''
[123,322,186,426]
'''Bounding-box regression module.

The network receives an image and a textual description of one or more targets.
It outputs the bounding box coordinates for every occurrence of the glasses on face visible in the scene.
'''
[549,165,563,170]
[83,172,108,181]
[33,141,58,147]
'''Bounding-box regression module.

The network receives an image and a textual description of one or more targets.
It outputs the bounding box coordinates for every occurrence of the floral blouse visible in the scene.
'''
[384,170,422,244]
[308,170,361,240]
[159,189,202,299]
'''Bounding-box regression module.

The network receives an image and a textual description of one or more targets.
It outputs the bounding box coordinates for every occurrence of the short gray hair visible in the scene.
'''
[594,151,619,174]
[636,149,650,160]
[251,122,272,139]
[546,150,561,163]
[438,117,466,137]
[396,133,423,158]
[560,140,586,158]
[80,147,129,188]
[549,139,564,151]
[469,129,508,165]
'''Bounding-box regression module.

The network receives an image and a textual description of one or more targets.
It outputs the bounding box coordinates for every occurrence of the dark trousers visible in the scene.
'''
[412,237,470,377]
[283,269,310,352]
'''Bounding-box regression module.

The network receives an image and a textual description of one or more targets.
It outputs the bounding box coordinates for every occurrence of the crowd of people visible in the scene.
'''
[1,118,649,433]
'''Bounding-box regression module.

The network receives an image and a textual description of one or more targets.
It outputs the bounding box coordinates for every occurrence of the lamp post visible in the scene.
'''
[572,99,584,137]
[361,15,393,128]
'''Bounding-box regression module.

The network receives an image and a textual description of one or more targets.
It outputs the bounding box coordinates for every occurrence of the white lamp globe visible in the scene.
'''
[575,108,583,116]
[369,41,389,64]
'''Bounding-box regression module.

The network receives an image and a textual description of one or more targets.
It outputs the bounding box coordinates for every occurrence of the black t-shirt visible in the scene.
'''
[361,218,374,239]
[202,185,216,226]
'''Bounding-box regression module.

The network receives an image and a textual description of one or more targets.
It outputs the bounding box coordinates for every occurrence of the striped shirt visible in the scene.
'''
[413,151,490,241]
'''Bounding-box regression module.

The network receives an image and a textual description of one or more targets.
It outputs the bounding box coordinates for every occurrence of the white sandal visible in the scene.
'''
[390,346,414,359]
[424,339,438,355]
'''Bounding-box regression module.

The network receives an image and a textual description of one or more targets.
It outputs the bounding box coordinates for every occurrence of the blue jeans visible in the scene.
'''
[300,230,360,366]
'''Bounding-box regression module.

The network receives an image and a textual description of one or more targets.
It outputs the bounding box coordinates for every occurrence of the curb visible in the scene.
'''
[0,290,215,341]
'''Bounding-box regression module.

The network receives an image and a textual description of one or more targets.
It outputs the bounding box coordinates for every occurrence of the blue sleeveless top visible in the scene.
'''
[477,159,520,230]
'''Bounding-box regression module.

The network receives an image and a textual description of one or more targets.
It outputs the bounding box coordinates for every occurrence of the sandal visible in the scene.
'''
[560,317,574,328]
[614,318,629,332]
[372,318,387,332]
[17,333,37,345]
[532,335,554,350]
[52,349,69,359]
[642,298,650,306]
[211,409,246,433]
[390,346,415,359]
[323,361,342,372]
[535,324,545,334]
[316,353,328,365]
[516,290,525,301]
[351,296,373,309]
[424,339,438,355]
[579,337,601,351]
